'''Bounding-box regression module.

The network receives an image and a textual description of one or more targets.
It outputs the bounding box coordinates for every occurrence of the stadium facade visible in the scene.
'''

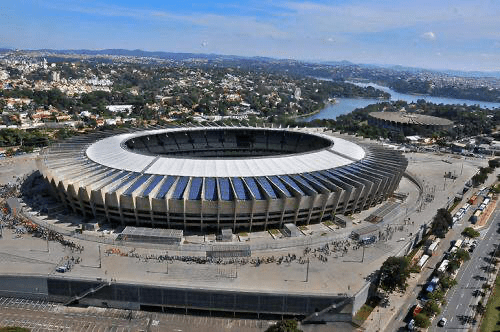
[37,127,407,233]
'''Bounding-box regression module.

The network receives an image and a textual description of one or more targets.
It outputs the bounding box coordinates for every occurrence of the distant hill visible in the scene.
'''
[34,48,271,62]
[4,47,500,79]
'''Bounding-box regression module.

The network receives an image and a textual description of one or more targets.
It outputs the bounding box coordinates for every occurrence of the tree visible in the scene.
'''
[476,301,486,315]
[414,313,431,328]
[0,327,31,332]
[430,208,453,237]
[18,145,33,154]
[439,276,457,290]
[454,249,470,262]
[446,259,461,274]
[488,159,500,168]
[462,227,480,238]
[423,299,441,316]
[378,256,411,293]
[265,319,303,332]
[4,148,15,157]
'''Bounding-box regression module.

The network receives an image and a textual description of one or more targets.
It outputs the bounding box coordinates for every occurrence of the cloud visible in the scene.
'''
[422,31,436,40]
[40,1,286,40]
[201,40,208,48]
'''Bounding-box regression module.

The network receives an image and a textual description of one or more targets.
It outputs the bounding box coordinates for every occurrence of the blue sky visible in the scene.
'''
[2,0,500,72]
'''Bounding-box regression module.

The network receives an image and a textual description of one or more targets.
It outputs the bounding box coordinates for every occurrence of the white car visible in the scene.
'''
[438,317,447,327]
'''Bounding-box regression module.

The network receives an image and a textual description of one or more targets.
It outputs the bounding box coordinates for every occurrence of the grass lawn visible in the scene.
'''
[269,229,280,235]
[353,297,381,326]
[480,274,500,332]
[354,304,375,322]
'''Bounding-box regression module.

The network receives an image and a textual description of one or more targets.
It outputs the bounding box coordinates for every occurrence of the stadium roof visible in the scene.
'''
[85,127,366,178]
[369,111,453,126]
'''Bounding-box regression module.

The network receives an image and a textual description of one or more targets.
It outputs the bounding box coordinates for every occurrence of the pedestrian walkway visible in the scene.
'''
[359,264,432,331]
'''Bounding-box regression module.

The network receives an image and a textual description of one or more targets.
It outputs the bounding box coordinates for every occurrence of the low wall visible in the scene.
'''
[0,274,352,319]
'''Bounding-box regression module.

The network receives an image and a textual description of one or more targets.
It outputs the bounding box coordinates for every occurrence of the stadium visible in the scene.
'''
[368,111,453,133]
[37,127,407,233]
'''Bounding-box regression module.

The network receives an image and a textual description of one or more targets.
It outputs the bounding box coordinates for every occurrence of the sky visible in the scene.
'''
[1,0,500,72]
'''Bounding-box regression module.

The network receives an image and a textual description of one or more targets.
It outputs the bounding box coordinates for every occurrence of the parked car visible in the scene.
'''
[438,317,447,327]
[56,266,68,273]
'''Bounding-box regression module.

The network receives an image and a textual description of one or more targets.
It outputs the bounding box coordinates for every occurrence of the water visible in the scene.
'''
[304,82,500,121]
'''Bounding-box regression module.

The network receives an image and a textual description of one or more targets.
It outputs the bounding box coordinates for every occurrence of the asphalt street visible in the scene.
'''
[429,209,500,331]
[382,191,491,332]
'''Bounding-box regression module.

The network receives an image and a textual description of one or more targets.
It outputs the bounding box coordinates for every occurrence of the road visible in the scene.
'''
[383,226,463,332]
[429,209,500,331]
[383,197,488,332]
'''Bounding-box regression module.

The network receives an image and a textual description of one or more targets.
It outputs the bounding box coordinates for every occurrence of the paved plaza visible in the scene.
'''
[0,149,491,331]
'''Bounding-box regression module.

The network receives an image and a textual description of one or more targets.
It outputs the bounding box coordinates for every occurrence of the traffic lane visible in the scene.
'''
[442,244,494,329]
[432,220,494,330]
[434,213,500,331]
[383,222,471,332]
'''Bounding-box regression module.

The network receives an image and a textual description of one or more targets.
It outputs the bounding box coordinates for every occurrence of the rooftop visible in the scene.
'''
[369,111,453,126]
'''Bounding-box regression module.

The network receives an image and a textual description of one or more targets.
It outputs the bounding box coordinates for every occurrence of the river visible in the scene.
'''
[304,82,500,121]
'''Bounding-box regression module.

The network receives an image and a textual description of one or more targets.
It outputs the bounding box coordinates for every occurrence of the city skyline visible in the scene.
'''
[2,0,500,72]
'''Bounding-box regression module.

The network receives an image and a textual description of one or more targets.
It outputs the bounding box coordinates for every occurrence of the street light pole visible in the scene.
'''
[98,245,102,269]
[305,258,310,282]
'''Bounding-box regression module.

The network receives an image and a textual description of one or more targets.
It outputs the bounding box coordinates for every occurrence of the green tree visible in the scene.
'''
[265,319,303,332]
[0,327,31,332]
[439,276,457,290]
[488,159,500,168]
[54,128,76,140]
[414,313,431,328]
[454,249,470,262]
[5,147,15,157]
[476,301,486,315]
[446,259,461,274]
[18,145,33,154]
[378,256,411,293]
[423,299,441,316]
[462,227,480,238]
[427,289,446,305]
[430,208,453,237]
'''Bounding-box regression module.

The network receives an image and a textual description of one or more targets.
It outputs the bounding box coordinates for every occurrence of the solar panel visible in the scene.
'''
[188,177,203,200]
[279,175,305,195]
[256,177,277,199]
[156,176,177,199]
[108,171,129,186]
[244,177,264,200]
[141,175,164,197]
[291,175,317,194]
[171,176,189,200]
[218,178,233,201]
[302,173,327,191]
[232,177,249,200]
[268,176,292,197]
[204,177,217,201]
[311,171,329,182]
[123,174,151,196]
[111,172,140,193]
[321,170,341,182]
